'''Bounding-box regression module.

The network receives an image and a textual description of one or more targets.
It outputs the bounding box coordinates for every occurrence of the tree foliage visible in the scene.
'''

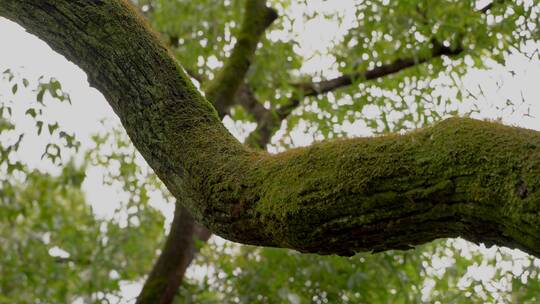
[1,0,540,303]
[0,71,165,303]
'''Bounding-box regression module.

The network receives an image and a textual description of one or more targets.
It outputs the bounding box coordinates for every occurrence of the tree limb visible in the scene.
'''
[2,0,539,261]
[137,1,277,302]
[136,205,210,304]
[275,0,502,115]
[245,42,464,148]
[479,0,505,14]
[243,0,502,149]
[294,45,462,100]
[204,0,277,117]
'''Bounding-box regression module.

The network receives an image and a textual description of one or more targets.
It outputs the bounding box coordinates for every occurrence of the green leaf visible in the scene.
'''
[37,88,45,104]
[25,108,37,118]
[48,122,59,135]
[36,121,43,135]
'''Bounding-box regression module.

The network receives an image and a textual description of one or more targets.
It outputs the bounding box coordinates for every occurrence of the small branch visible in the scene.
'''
[243,0,499,149]
[243,42,464,149]
[479,0,505,14]
[291,43,463,107]
[287,0,501,103]
[53,256,91,265]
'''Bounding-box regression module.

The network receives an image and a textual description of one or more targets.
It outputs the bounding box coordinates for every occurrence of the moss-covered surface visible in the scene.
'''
[136,1,277,301]
[242,118,540,256]
[2,1,540,258]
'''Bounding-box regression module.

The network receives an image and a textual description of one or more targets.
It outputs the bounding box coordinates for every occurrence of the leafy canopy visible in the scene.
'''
[1,0,540,302]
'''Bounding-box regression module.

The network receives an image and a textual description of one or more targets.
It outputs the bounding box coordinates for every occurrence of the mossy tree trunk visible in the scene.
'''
[2,0,540,266]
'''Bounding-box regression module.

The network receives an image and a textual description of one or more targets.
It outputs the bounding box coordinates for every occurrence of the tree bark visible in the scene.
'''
[204,0,277,116]
[2,0,540,258]
[137,1,277,301]
[136,205,210,304]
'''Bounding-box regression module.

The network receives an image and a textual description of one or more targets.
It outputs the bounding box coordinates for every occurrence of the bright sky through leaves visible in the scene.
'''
[1,0,540,302]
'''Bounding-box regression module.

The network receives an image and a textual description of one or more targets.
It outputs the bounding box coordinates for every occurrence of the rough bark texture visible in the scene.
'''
[2,0,540,261]
[137,1,277,301]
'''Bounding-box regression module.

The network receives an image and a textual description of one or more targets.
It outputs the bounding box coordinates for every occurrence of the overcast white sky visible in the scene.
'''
[1,1,539,301]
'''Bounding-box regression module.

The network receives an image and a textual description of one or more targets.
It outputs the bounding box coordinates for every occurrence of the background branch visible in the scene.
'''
[205,0,278,117]
[245,42,464,148]
[137,205,210,304]
[243,1,499,149]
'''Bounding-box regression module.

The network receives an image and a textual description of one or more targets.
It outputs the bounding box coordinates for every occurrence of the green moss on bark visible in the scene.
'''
[3,1,540,257]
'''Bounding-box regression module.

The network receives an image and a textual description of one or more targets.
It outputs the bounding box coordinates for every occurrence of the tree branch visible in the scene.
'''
[295,45,463,99]
[479,0,505,14]
[244,0,501,149]
[136,205,210,304]
[244,42,464,148]
[204,0,277,117]
[3,0,539,263]
[279,0,502,115]
[137,1,277,302]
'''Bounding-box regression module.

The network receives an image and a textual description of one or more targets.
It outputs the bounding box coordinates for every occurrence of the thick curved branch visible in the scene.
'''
[138,1,277,302]
[3,0,540,260]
